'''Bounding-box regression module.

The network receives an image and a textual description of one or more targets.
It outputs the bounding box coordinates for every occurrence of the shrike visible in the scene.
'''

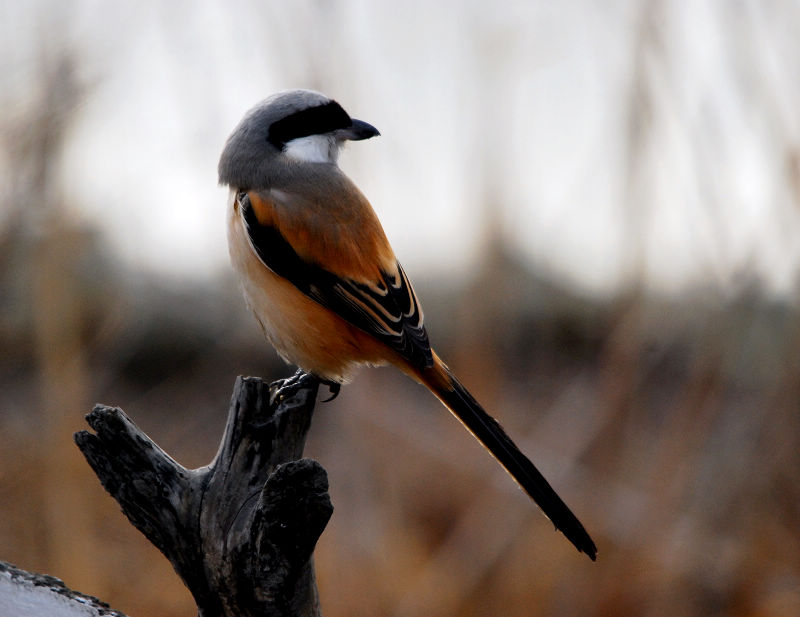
[219,89,597,560]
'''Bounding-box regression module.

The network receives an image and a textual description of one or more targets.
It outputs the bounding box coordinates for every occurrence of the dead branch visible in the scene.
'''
[74,375,332,617]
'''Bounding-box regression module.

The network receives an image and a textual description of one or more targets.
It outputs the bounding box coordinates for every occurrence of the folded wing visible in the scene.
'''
[239,191,433,369]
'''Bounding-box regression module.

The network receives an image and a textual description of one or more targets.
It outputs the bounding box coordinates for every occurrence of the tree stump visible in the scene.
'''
[74,374,332,617]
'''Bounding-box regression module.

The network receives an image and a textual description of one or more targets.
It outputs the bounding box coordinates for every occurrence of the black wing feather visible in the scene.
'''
[240,194,433,368]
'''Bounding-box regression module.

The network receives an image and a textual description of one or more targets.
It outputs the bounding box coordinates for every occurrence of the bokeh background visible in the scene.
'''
[2,1,800,616]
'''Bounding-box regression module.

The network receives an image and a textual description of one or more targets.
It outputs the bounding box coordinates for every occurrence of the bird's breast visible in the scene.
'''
[227,193,389,382]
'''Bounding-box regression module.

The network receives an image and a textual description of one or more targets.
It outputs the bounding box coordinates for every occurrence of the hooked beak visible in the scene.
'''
[337,118,380,141]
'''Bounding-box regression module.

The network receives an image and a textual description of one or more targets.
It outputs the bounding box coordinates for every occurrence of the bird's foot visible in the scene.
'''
[272,368,317,402]
[271,369,341,403]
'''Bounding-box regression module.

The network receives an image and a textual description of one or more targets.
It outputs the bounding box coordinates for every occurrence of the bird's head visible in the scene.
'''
[218,89,380,189]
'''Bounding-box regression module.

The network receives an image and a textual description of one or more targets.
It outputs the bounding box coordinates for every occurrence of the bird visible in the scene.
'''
[219,89,597,560]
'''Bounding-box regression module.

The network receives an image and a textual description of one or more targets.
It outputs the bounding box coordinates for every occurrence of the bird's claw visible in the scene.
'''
[271,370,341,403]
[320,380,341,402]
[272,369,316,402]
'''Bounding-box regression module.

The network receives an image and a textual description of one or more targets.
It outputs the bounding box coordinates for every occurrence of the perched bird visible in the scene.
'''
[219,89,597,560]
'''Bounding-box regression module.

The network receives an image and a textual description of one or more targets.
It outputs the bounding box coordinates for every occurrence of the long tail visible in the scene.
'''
[415,353,597,561]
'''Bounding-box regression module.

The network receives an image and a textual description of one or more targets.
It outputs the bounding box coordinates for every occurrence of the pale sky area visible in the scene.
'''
[3,0,800,299]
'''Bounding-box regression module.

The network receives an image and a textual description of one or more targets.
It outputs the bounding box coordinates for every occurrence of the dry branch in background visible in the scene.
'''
[74,375,332,617]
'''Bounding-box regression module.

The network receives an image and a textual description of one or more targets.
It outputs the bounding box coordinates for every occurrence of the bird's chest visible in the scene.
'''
[227,196,301,340]
[226,196,374,380]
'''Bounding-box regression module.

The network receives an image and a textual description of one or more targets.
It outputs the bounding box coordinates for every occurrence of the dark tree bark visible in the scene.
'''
[74,374,332,617]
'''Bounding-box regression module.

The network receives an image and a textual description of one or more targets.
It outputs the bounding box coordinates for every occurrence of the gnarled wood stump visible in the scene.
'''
[75,375,331,617]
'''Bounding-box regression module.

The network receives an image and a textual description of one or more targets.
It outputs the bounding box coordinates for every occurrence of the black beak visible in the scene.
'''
[338,118,380,141]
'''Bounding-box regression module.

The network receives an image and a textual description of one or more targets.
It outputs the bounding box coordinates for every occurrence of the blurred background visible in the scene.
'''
[2,1,800,615]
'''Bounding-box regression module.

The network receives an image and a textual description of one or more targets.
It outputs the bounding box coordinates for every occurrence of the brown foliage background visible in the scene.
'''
[1,2,799,616]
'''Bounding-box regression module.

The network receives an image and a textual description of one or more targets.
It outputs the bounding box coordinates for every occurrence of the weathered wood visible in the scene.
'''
[0,560,128,617]
[74,374,332,617]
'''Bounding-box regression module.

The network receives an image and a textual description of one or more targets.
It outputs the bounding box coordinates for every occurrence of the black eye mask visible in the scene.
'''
[267,100,352,149]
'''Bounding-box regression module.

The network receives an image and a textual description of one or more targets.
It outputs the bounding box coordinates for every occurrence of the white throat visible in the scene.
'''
[283,134,340,164]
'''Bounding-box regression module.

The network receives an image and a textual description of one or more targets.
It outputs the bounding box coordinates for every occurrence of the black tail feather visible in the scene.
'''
[433,371,597,560]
